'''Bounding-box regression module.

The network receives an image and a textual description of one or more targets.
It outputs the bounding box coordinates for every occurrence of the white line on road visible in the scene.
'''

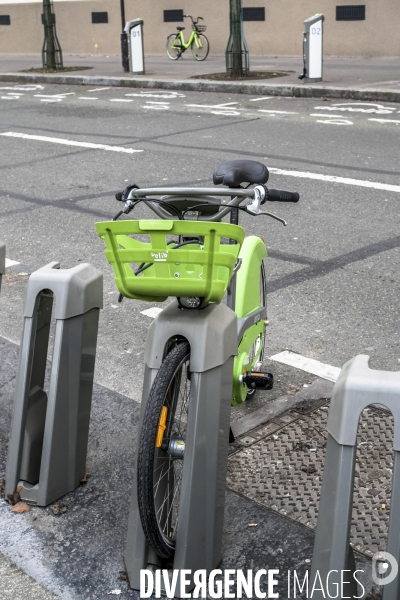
[249,96,272,101]
[268,166,400,194]
[109,98,133,102]
[79,97,99,100]
[270,350,341,382]
[88,87,111,92]
[0,132,143,154]
[369,118,400,124]
[258,109,297,114]
[141,307,163,318]
[5,258,20,267]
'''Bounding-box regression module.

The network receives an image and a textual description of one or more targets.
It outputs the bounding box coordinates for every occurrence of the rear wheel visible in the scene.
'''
[137,342,191,558]
[191,34,209,61]
[166,34,182,60]
[246,261,267,399]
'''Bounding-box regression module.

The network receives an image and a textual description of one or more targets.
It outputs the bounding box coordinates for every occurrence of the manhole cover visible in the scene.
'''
[227,405,394,558]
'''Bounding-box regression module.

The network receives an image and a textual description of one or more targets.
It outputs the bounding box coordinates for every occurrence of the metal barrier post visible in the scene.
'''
[125,301,237,596]
[5,262,103,507]
[0,242,5,293]
[311,355,400,599]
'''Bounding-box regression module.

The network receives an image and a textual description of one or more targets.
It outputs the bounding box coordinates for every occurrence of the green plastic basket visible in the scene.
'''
[95,219,245,303]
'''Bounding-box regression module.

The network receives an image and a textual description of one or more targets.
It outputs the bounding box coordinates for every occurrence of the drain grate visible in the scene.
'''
[227,405,394,557]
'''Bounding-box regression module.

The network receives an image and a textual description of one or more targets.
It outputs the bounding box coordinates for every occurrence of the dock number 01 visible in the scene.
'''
[311,27,321,34]
[132,29,140,37]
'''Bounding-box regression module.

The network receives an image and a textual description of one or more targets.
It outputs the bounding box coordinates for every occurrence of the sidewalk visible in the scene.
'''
[0,53,399,102]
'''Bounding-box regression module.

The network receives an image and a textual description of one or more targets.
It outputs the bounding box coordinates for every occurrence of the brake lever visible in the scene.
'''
[258,210,287,226]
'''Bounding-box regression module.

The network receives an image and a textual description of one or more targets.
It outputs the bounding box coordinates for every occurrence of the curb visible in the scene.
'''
[1,72,400,103]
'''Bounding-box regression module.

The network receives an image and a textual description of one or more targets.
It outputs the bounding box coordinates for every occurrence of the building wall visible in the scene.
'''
[0,0,399,57]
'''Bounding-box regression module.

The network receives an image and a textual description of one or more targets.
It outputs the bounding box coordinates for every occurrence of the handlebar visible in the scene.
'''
[265,189,299,203]
[115,184,299,223]
[183,14,203,25]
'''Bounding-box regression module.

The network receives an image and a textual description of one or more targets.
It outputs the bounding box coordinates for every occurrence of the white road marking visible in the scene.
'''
[1,96,18,100]
[145,101,171,105]
[187,102,239,109]
[316,119,353,126]
[109,98,133,102]
[270,350,341,383]
[258,109,297,114]
[79,97,99,100]
[34,93,75,98]
[1,132,143,154]
[268,166,400,193]
[140,307,163,318]
[369,118,400,124]
[5,258,20,267]
[314,103,395,115]
[249,96,272,101]
[88,87,111,92]
[143,105,169,110]
[40,98,62,103]
[126,92,185,98]
[0,85,44,91]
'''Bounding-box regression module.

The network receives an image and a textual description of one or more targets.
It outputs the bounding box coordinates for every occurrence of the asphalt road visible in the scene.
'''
[1,83,399,405]
[0,82,398,599]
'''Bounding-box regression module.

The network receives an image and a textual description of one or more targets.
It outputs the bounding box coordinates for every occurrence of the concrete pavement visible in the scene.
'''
[0,53,399,102]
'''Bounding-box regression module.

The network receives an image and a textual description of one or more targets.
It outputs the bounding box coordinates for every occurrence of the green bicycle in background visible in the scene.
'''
[166,14,209,61]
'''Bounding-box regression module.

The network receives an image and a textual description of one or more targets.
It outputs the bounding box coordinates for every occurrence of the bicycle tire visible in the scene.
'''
[191,34,209,61]
[166,34,182,60]
[137,342,191,558]
[246,261,267,398]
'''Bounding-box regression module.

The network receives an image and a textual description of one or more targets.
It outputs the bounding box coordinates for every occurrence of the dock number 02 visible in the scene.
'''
[311,27,321,34]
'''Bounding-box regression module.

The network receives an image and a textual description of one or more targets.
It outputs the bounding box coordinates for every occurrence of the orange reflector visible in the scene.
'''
[156,406,168,447]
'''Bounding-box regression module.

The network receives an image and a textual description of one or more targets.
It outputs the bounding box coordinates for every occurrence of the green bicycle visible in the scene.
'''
[166,14,209,61]
[96,160,299,560]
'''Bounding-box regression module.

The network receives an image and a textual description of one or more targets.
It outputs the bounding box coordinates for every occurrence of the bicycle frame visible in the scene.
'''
[173,29,201,51]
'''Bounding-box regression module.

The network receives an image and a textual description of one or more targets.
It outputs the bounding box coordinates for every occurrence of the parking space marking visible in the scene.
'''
[270,350,341,382]
[5,258,20,267]
[0,132,143,154]
[268,167,400,193]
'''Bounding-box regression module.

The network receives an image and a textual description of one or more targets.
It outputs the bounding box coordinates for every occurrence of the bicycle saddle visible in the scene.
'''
[176,26,185,31]
[213,160,269,187]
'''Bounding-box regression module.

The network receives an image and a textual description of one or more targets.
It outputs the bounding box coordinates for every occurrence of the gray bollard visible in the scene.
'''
[311,354,400,599]
[5,262,103,507]
[0,241,5,293]
[125,301,237,596]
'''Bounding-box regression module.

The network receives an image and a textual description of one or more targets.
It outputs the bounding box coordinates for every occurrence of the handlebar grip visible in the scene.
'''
[267,189,300,203]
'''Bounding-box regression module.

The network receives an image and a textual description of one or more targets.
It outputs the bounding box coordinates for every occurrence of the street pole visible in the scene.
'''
[42,0,63,70]
[120,0,129,72]
[225,0,249,77]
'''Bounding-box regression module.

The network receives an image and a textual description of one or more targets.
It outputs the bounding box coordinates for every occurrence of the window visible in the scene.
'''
[336,5,365,20]
[164,9,184,22]
[242,7,265,21]
[0,15,11,25]
[92,12,108,24]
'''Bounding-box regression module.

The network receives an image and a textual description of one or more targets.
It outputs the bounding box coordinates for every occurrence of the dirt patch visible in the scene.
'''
[21,66,93,74]
[191,70,293,81]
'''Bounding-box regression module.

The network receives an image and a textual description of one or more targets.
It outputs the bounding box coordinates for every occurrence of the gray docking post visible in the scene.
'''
[0,241,5,292]
[311,354,400,599]
[5,262,103,507]
[125,301,237,597]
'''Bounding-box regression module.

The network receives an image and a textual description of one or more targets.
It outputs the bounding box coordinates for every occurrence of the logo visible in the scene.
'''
[151,251,168,262]
[372,551,398,586]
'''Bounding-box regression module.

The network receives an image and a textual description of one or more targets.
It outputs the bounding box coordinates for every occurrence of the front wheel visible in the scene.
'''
[137,342,191,558]
[191,34,209,61]
[166,34,182,60]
